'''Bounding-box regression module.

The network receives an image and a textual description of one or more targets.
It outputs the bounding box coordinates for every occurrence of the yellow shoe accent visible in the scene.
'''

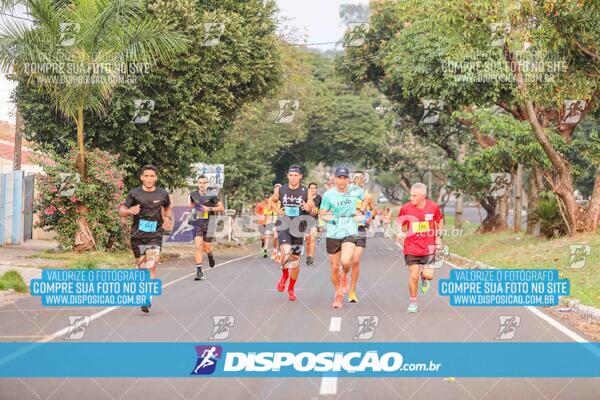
[348,291,358,303]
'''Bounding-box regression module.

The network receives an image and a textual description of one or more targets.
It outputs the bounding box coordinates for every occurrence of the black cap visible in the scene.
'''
[335,167,350,177]
[288,165,302,174]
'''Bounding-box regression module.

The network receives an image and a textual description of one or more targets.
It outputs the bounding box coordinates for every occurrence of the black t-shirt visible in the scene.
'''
[190,189,220,225]
[313,194,322,209]
[279,184,309,219]
[124,187,171,239]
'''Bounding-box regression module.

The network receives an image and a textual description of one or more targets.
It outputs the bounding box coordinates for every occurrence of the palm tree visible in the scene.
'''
[0,0,188,178]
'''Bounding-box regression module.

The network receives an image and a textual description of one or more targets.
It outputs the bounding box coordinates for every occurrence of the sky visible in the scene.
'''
[0,0,368,124]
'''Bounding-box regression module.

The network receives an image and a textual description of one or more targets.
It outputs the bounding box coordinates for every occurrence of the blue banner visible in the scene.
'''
[30,269,161,307]
[439,269,569,306]
[0,342,598,378]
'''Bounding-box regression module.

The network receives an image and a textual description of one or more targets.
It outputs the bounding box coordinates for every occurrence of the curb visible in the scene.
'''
[447,253,600,323]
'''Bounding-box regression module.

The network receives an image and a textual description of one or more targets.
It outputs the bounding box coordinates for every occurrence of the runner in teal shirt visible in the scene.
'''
[321,185,364,239]
[319,167,366,309]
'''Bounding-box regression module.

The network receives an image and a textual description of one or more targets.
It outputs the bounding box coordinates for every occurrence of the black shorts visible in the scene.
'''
[131,237,162,259]
[326,236,358,255]
[192,223,214,242]
[356,225,367,248]
[405,254,435,266]
[278,229,304,247]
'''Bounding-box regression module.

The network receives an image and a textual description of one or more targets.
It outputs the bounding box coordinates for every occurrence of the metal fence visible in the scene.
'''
[0,170,35,245]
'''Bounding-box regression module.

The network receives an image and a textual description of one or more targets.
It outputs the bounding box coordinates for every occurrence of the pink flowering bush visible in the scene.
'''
[34,148,128,250]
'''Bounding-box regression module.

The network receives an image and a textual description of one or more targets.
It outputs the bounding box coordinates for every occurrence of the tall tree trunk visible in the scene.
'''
[584,167,600,232]
[478,195,509,233]
[514,163,523,232]
[454,144,466,229]
[504,45,593,234]
[75,101,86,179]
[500,189,510,229]
[526,167,543,235]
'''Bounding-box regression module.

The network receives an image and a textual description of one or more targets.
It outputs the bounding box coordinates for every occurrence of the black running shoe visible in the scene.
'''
[141,305,150,313]
[208,256,216,268]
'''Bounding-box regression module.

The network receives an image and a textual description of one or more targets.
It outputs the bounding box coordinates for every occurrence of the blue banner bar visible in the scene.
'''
[0,342,598,378]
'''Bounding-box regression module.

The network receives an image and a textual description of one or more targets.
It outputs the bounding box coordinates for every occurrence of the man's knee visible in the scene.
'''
[421,269,434,280]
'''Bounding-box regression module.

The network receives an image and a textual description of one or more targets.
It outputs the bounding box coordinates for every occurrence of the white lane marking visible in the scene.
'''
[329,317,341,332]
[441,258,589,343]
[37,254,253,343]
[319,376,338,395]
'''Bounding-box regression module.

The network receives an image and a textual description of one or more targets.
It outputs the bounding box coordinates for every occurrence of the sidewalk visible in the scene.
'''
[0,239,59,267]
[0,240,59,283]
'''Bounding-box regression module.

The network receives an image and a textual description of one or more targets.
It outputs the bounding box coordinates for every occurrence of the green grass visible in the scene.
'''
[0,270,28,293]
[29,248,184,269]
[444,218,600,308]
[32,250,133,269]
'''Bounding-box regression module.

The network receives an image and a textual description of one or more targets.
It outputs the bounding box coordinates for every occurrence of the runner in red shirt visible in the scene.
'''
[396,182,444,313]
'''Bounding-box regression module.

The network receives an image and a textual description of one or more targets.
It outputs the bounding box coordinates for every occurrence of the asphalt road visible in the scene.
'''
[1,237,598,399]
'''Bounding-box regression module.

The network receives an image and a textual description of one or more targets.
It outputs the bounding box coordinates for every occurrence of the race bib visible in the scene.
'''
[337,216,355,230]
[411,221,430,233]
[139,219,158,233]
[284,206,300,217]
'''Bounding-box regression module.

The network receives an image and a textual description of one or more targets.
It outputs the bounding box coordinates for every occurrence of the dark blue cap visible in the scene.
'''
[335,167,350,177]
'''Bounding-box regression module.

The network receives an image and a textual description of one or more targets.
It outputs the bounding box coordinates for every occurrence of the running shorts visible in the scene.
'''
[326,236,358,255]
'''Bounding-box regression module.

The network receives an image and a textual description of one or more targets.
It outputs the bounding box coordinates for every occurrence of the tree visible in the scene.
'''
[0,0,188,178]
[211,43,313,211]
[276,51,387,180]
[9,0,283,189]
[338,0,600,234]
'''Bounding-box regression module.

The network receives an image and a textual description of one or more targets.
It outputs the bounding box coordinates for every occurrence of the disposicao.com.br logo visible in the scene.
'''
[191,346,442,376]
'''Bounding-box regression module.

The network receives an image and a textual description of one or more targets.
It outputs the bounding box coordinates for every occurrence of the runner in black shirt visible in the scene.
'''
[189,174,224,281]
[270,165,316,301]
[119,164,173,313]
[304,182,322,266]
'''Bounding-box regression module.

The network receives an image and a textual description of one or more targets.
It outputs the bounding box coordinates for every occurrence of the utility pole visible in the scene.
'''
[13,106,23,171]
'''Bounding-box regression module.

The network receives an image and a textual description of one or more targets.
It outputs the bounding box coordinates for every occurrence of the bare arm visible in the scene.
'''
[211,200,225,213]
[119,204,139,217]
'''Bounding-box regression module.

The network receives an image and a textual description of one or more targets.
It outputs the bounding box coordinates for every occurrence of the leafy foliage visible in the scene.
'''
[34,148,127,250]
